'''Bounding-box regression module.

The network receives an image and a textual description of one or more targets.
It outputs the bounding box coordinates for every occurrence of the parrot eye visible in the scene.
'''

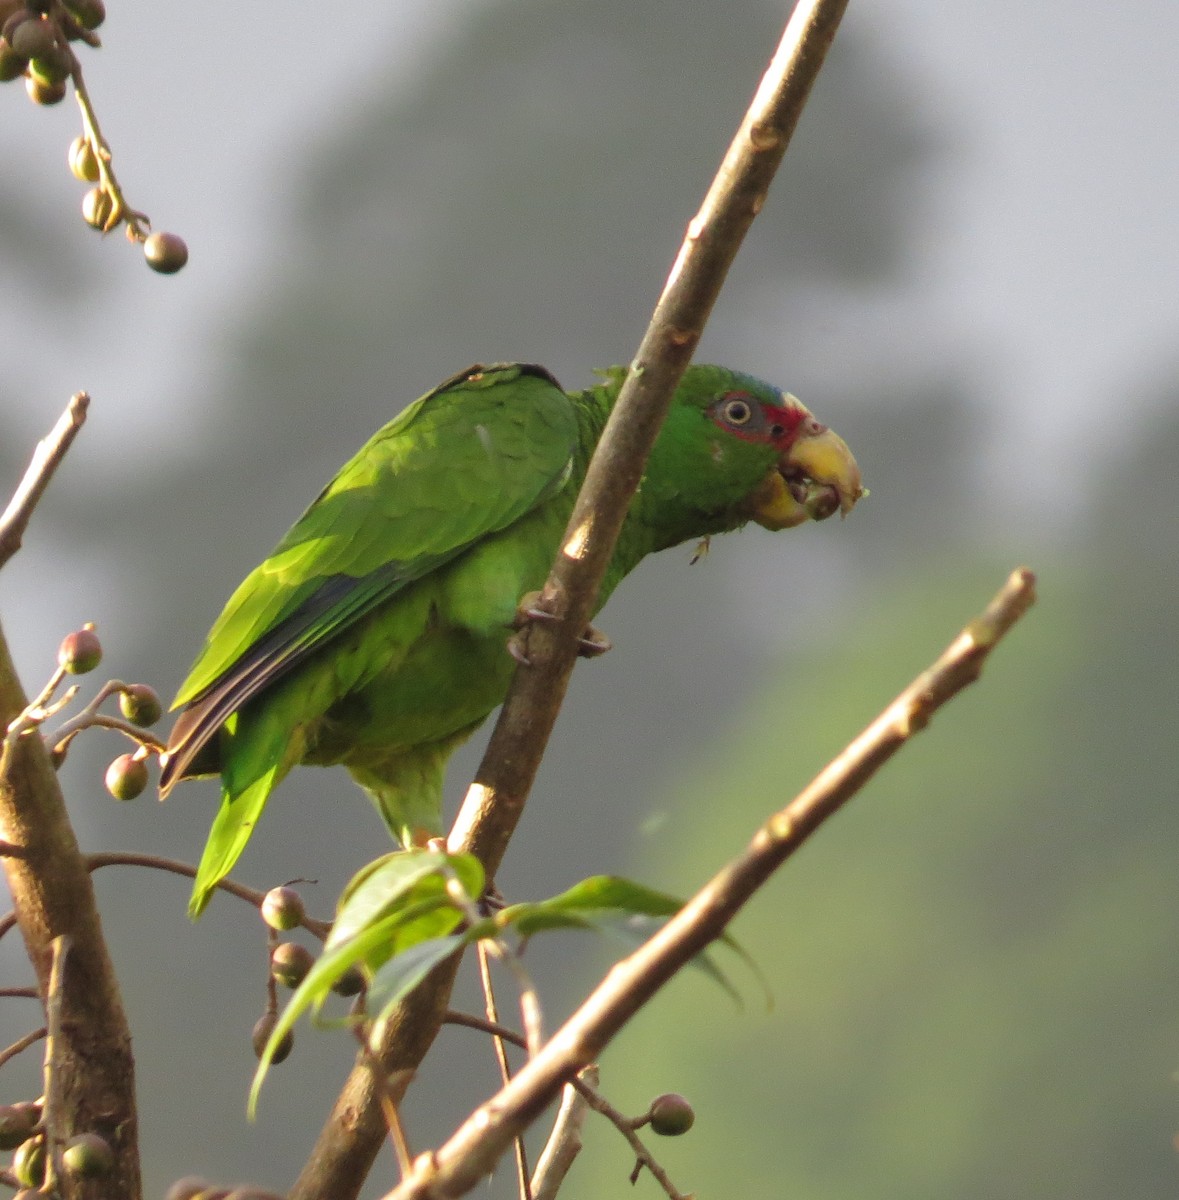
[721,396,754,425]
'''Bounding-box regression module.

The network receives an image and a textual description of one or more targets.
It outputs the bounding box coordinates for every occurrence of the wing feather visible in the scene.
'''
[160,363,575,794]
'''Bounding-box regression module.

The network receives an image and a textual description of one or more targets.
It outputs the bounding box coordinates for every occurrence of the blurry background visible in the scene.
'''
[2,0,1178,1196]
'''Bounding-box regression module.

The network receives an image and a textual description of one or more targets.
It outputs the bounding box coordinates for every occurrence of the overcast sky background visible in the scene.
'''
[5,0,1178,499]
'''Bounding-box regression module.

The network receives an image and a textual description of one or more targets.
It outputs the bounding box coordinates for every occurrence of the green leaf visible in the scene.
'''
[329,848,484,950]
[367,934,469,1046]
[497,874,682,936]
[249,849,485,1114]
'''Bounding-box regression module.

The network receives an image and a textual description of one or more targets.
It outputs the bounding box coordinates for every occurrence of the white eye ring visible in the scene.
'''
[723,397,753,425]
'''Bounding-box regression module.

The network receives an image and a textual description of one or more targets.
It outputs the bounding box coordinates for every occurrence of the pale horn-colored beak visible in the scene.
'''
[749,397,865,530]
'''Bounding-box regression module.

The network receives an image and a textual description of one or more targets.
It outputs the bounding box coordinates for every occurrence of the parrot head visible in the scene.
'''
[638,364,864,536]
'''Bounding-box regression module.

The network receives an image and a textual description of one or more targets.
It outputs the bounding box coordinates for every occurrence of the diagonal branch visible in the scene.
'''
[289,4,850,1197]
[379,568,1037,1200]
[0,393,89,572]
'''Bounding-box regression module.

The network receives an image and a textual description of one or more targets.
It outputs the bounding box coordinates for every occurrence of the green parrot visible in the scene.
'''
[160,363,863,916]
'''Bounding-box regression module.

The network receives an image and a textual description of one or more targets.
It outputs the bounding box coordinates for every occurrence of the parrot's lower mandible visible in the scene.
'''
[159,362,864,916]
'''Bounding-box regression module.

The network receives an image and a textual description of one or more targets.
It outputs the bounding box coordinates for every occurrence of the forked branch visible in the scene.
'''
[380,568,1036,1200]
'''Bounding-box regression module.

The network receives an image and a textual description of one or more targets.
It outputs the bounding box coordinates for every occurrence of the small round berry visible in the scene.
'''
[10,15,55,61]
[26,71,66,105]
[331,964,365,997]
[57,626,102,674]
[105,753,149,801]
[647,1092,695,1136]
[270,941,314,989]
[81,186,114,230]
[61,1132,115,1178]
[63,0,104,30]
[68,134,100,182]
[0,39,27,82]
[143,230,188,274]
[0,1102,40,1151]
[251,1013,293,1063]
[118,683,163,727]
[260,885,305,932]
[12,1135,46,1188]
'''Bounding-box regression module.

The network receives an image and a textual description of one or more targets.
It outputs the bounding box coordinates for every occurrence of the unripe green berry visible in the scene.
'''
[647,1092,695,1136]
[58,625,102,673]
[252,1013,293,1063]
[68,134,100,182]
[143,230,188,274]
[261,885,305,931]
[119,683,163,727]
[61,1132,115,1178]
[270,941,314,989]
[26,71,66,105]
[81,185,114,230]
[12,1135,46,1188]
[105,753,149,801]
[0,1102,40,1151]
[224,1188,287,1200]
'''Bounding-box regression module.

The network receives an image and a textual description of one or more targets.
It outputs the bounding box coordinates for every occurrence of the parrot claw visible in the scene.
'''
[510,591,613,663]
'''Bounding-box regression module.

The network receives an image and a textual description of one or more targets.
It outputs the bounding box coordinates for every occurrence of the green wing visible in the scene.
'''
[161,362,577,794]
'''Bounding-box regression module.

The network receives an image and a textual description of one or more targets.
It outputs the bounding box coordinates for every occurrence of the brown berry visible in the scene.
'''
[105,753,149,801]
[10,15,55,60]
[647,1092,695,1136]
[57,625,102,673]
[25,71,65,105]
[119,683,163,727]
[143,230,188,274]
[270,941,314,989]
[28,43,70,85]
[251,1013,293,1063]
[331,964,366,997]
[0,1102,40,1151]
[63,0,104,30]
[0,39,26,81]
[61,1132,114,1178]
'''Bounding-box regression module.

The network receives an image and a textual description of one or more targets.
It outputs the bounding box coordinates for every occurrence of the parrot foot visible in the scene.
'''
[508,592,613,665]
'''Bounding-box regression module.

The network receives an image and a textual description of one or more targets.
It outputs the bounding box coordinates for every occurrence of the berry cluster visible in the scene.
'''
[0,0,188,272]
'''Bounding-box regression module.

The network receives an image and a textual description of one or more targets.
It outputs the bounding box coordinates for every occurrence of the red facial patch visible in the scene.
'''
[707,391,816,450]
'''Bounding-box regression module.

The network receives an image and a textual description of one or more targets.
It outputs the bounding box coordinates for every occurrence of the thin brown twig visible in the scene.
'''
[476,944,531,1200]
[83,851,333,939]
[441,1014,685,1200]
[530,1067,596,1200]
[288,7,850,1198]
[0,393,90,572]
[380,568,1036,1200]
[0,987,39,999]
[0,1026,47,1071]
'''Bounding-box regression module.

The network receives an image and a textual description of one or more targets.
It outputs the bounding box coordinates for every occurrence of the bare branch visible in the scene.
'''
[290,5,849,1196]
[0,617,142,1199]
[0,393,89,572]
[530,1068,596,1200]
[0,1025,47,1071]
[379,568,1036,1200]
